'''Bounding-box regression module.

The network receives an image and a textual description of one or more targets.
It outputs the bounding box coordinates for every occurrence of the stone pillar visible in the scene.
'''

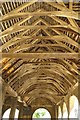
[65,97,70,120]
[52,106,55,119]
[68,97,70,120]
[18,102,24,119]
[9,97,17,119]
[0,80,7,119]
[2,82,7,105]
[22,106,27,119]
[57,106,59,119]
[55,105,58,119]
[24,105,32,119]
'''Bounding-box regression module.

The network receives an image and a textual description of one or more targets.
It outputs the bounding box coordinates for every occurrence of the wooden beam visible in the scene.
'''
[68,0,79,28]
[2,41,74,54]
[18,71,72,93]
[4,58,79,84]
[10,63,76,88]
[50,16,80,34]
[50,16,68,26]
[4,43,74,53]
[0,35,79,50]
[56,1,79,29]
[1,15,33,38]
[69,0,73,10]
[1,11,79,21]
[45,1,74,12]
[1,25,70,37]
[1,0,37,21]
[1,53,79,59]
[0,77,18,97]
[56,0,78,28]
[26,89,66,97]
[1,24,80,39]
[26,94,57,104]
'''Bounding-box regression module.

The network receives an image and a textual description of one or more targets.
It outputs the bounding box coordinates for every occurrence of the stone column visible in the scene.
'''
[0,80,7,119]
[68,98,70,120]
[24,105,32,120]
[9,97,17,119]
[65,97,70,120]
[22,106,27,119]
[53,105,55,118]
[55,105,58,120]
[61,102,63,119]
[2,82,7,105]
[18,102,24,119]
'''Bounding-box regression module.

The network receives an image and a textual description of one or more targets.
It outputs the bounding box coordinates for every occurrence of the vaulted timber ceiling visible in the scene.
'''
[0,0,80,106]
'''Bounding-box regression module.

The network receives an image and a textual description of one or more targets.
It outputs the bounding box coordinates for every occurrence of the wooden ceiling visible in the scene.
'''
[0,0,80,106]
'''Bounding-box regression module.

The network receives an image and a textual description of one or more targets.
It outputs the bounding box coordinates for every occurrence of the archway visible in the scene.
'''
[63,102,68,119]
[2,108,19,119]
[58,106,62,119]
[32,108,51,119]
[69,95,79,118]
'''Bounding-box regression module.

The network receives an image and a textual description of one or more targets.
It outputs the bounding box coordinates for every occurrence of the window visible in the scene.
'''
[32,108,51,120]
[63,102,68,118]
[2,108,19,119]
[58,106,62,119]
[69,95,79,118]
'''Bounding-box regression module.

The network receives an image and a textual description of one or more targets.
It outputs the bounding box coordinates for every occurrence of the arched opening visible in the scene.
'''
[2,108,19,119]
[69,95,79,118]
[32,108,51,119]
[58,106,62,119]
[63,102,68,118]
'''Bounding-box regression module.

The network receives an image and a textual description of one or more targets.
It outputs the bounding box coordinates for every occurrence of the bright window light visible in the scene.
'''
[58,106,62,119]
[2,108,19,119]
[32,108,51,119]
[63,102,68,119]
[69,95,79,118]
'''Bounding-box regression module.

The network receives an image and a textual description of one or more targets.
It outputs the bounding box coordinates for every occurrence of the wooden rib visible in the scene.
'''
[6,64,78,92]
[25,89,65,99]
[17,77,67,94]
[26,88,66,96]
[1,25,70,37]
[27,89,66,96]
[0,35,79,51]
[6,43,74,53]
[19,76,67,95]
[3,57,79,78]
[50,16,80,34]
[16,66,75,89]
[4,35,75,53]
[1,20,80,38]
[26,94,58,104]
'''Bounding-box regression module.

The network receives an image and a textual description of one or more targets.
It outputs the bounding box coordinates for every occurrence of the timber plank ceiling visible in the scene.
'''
[0,0,80,106]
